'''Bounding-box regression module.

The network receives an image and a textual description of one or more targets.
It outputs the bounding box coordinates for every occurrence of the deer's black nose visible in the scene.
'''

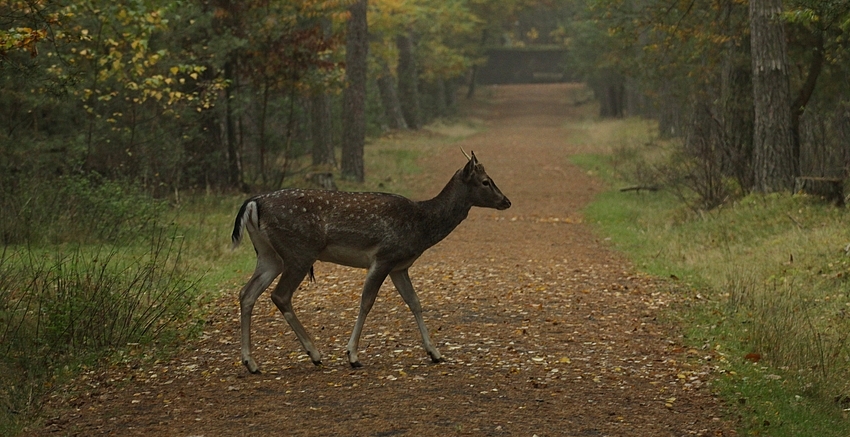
[499,197,512,210]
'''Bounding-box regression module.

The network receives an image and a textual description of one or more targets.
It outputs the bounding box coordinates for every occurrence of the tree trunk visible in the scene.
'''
[719,33,754,190]
[310,16,336,168]
[790,29,824,167]
[432,78,447,119]
[311,90,336,167]
[591,70,625,118]
[224,57,241,189]
[257,77,269,186]
[185,63,224,190]
[376,62,407,130]
[604,83,625,118]
[396,32,420,129]
[466,29,488,99]
[341,0,367,182]
[445,77,458,113]
[466,65,478,99]
[750,0,796,192]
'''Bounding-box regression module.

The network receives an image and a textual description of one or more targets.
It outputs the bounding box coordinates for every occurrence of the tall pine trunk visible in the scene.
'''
[791,29,825,168]
[311,91,336,167]
[396,32,420,129]
[311,17,336,168]
[376,61,407,130]
[719,19,754,190]
[432,78,447,119]
[341,0,367,182]
[224,56,241,189]
[750,0,796,192]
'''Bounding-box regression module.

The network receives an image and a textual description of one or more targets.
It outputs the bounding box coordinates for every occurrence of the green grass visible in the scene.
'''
[572,118,850,436]
[0,232,204,434]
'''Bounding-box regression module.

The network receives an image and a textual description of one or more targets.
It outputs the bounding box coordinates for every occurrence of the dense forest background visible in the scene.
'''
[3,0,849,208]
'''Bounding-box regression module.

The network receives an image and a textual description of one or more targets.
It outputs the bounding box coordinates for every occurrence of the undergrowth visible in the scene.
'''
[0,175,206,435]
[573,118,850,436]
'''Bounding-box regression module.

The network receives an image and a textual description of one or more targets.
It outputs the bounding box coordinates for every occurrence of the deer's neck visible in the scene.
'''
[418,171,472,246]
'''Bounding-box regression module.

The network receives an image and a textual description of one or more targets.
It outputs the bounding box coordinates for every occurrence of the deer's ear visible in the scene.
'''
[462,152,478,180]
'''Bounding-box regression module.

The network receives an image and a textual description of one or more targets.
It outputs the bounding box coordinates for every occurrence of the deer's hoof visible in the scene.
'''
[349,360,363,369]
[311,359,323,367]
[243,359,261,374]
[428,351,445,363]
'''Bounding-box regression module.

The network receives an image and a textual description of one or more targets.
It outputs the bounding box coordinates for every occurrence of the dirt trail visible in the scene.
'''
[36,84,734,436]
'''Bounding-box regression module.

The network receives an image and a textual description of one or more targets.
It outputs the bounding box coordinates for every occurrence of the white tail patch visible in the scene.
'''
[231,200,258,250]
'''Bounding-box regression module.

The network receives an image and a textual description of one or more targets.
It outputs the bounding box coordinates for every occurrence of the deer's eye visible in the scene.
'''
[482,179,491,187]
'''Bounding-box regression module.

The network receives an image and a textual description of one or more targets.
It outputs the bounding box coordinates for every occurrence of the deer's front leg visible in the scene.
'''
[347,265,391,367]
[390,269,443,363]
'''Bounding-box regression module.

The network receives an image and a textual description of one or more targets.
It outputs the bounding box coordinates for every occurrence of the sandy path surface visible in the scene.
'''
[35,84,734,436]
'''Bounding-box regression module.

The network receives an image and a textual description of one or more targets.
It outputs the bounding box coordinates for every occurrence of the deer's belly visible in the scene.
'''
[317,244,378,269]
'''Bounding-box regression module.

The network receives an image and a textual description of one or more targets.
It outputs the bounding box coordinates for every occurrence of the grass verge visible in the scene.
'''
[572,118,850,436]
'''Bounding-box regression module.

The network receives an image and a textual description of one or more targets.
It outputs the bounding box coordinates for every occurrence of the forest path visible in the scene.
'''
[37,84,734,436]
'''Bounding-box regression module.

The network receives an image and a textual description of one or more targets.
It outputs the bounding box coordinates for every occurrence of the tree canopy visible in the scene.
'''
[3,0,848,197]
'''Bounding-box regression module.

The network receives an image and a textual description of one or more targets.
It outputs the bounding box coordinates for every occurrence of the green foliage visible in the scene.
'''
[1,0,226,189]
[0,172,164,244]
[0,230,201,433]
[571,0,850,195]
[1,232,198,356]
[574,116,850,436]
[369,0,480,81]
[367,0,479,130]
[0,170,206,434]
[0,0,354,191]
[1,0,497,192]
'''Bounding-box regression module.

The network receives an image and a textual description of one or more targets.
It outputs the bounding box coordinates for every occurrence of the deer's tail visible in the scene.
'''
[232,198,259,249]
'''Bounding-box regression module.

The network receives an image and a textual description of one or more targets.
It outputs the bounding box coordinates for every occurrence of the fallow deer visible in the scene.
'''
[231,150,510,373]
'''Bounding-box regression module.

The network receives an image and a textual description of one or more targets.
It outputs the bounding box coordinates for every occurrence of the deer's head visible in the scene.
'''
[461,149,511,210]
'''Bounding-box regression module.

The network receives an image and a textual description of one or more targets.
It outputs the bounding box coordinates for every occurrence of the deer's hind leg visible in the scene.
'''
[240,251,283,374]
[269,259,323,366]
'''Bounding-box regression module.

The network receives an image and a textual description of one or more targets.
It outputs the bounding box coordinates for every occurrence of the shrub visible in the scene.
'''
[0,172,164,245]
[0,228,199,430]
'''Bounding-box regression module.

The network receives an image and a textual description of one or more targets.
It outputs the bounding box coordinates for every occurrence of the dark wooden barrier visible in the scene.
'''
[794,176,845,207]
[477,47,569,85]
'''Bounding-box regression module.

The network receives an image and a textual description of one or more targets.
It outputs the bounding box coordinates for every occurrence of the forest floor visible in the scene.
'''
[33,84,736,436]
